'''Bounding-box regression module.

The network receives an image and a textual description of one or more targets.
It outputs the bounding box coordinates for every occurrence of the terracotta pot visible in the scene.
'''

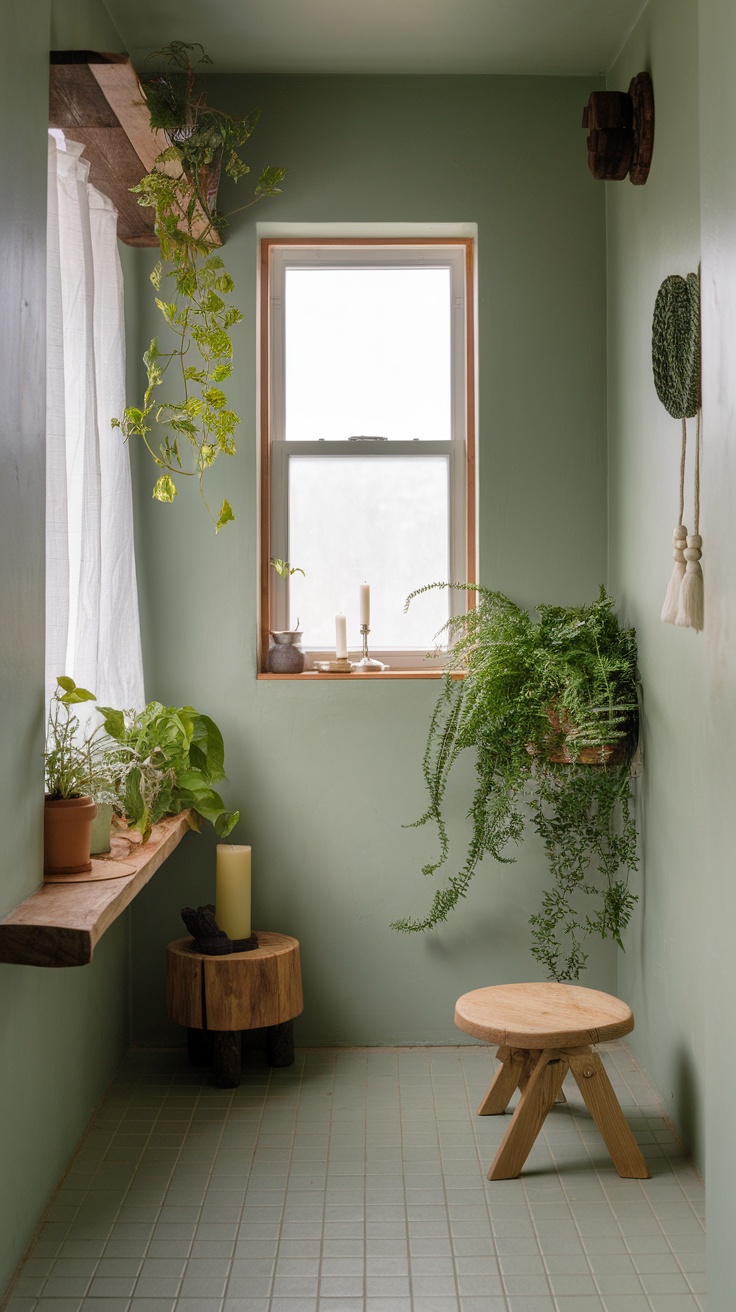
[44,795,97,876]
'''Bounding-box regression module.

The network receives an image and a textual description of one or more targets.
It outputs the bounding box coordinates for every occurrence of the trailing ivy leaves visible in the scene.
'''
[112,41,285,530]
[391,585,640,981]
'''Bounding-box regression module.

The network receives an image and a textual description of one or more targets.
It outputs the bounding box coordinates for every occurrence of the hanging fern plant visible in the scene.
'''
[112,42,285,531]
[392,585,640,981]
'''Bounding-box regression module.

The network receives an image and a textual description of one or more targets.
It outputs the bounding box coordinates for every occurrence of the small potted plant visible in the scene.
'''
[268,558,306,672]
[44,677,100,876]
[392,585,640,981]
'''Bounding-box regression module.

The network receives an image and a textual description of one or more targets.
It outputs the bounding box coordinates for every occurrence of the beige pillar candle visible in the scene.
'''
[215,844,251,940]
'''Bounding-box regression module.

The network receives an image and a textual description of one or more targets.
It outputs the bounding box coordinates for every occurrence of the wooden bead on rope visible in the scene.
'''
[676,533,703,631]
[660,523,687,624]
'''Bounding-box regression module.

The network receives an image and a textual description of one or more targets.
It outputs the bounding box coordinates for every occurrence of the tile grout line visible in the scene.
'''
[460,1045,510,1312]
[222,1042,278,1308]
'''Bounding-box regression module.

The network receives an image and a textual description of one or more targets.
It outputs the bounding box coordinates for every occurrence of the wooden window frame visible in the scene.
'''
[259,236,476,677]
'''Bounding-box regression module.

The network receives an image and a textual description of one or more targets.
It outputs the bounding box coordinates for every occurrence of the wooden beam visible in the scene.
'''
[49,53,220,248]
[49,54,157,246]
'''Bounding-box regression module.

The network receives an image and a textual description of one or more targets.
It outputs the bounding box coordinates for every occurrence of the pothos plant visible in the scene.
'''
[113,41,285,531]
[96,699,239,842]
[392,585,640,981]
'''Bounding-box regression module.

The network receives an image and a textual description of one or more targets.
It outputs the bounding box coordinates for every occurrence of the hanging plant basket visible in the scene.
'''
[528,707,631,766]
[392,584,640,982]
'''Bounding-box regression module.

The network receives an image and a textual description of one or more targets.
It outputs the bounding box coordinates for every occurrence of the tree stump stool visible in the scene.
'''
[454,982,649,1181]
[166,932,303,1088]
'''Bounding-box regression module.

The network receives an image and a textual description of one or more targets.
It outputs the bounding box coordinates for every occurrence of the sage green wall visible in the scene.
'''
[606,0,705,1167]
[50,0,123,52]
[608,7,736,1299]
[127,74,613,1046]
[0,3,133,1296]
[696,0,736,1302]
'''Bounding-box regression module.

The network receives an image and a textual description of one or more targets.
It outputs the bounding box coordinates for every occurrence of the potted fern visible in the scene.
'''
[392,586,640,981]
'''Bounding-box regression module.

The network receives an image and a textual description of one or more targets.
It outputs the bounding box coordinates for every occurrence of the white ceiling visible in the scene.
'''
[104,0,645,77]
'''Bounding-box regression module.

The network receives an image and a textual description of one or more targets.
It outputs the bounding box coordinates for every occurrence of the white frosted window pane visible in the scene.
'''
[284,268,451,441]
[288,457,449,650]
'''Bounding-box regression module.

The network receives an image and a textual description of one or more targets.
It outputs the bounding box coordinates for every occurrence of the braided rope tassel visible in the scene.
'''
[676,409,703,631]
[661,418,688,625]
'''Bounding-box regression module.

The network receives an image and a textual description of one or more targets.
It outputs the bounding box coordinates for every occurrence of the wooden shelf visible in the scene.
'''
[0,813,193,969]
[49,52,220,249]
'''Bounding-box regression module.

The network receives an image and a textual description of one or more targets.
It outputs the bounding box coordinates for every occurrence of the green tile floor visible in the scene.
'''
[1,1043,705,1312]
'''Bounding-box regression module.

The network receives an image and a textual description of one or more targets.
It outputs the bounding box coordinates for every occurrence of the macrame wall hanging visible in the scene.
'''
[651,271,703,631]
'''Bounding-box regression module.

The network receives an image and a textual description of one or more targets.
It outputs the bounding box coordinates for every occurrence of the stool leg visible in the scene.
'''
[187,1027,213,1067]
[213,1031,242,1088]
[488,1049,569,1180]
[268,1020,295,1067]
[478,1046,526,1115]
[567,1049,650,1179]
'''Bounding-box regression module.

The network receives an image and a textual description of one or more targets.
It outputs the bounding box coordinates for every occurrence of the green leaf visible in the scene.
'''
[256,165,286,196]
[64,686,96,704]
[154,298,177,322]
[215,498,234,532]
[95,707,125,739]
[152,474,177,503]
[214,809,239,838]
[205,387,226,410]
[56,676,76,693]
[189,713,225,779]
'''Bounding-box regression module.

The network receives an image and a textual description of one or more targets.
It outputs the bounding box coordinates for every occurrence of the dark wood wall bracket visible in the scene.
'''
[582,71,654,184]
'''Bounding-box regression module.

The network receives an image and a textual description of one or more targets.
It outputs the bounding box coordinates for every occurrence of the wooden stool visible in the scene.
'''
[454,982,649,1181]
[166,932,303,1088]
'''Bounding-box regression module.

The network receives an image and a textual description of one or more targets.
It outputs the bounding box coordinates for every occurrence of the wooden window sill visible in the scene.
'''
[258,670,463,680]
[0,812,193,969]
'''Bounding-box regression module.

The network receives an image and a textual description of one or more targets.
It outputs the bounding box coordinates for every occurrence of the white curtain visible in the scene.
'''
[46,133,145,712]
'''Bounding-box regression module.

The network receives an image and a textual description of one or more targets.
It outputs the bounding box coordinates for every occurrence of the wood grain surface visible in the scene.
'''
[0,812,193,968]
[455,982,634,1048]
[167,932,304,1032]
[49,55,220,248]
[487,1050,568,1180]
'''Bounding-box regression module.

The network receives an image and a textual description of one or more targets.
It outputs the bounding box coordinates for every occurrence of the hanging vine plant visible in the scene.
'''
[392,585,640,981]
[113,42,285,530]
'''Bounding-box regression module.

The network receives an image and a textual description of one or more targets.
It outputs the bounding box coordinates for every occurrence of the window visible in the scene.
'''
[260,237,475,673]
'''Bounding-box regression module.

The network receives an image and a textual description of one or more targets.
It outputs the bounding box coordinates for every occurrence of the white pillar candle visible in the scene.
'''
[335,613,347,658]
[215,844,251,940]
[359,583,370,627]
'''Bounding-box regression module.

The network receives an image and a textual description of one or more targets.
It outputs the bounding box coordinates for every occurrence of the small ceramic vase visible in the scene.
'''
[90,801,114,855]
[268,631,306,673]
